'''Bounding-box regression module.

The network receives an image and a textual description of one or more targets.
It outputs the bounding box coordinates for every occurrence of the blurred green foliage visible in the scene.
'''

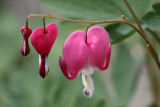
[0,0,160,107]
[112,44,138,106]
[142,3,160,31]
[42,0,160,43]
[105,24,135,44]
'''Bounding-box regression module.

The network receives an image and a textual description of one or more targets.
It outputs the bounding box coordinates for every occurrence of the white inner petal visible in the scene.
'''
[39,54,41,65]
[82,74,94,98]
[80,61,94,76]
[45,56,49,75]
[23,40,26,55]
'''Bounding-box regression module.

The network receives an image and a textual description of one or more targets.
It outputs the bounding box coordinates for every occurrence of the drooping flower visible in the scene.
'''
[59,26,111,97]
[20,27,32,56]
[31,23,58,78]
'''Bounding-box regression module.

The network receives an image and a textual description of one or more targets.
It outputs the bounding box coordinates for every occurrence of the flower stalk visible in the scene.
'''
[26,13,160,70]
[123,0,160,70]
[85,24,93,43]
[43,17,46,33]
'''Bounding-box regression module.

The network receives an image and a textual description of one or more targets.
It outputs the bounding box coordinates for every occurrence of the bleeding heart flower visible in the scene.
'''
[31,23,58,78]
[59,26,111,98]
[20,26,32,56]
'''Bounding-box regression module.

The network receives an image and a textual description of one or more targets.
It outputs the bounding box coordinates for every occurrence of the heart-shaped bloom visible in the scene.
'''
[20,27,32,56]
[31,23,58,78]
[59,26,111,97]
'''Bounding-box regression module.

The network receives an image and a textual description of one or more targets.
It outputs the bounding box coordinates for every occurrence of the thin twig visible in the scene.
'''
[146,41,160,107]
[85,24,93,43]
[43,17,46,33]
[123,0,160,106]
[123,0,145,34]
[123,0,160,70]
[26,13,160,70]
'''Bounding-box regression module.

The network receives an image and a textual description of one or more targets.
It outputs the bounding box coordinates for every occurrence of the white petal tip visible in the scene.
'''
[39,55,41,65]
[82,74,95,98]
[45,56,49,75]
[83,89,93,98]
[23,40,26,55]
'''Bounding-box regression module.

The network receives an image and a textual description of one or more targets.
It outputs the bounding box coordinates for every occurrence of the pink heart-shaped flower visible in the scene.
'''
[31,23,58,78]
[59,26,111,79]
[31,23,58,55]
[59,26,111,97]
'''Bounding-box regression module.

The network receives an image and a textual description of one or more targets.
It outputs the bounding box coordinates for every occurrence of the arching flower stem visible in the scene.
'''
[26,13,160,70]
[123,1,160,105]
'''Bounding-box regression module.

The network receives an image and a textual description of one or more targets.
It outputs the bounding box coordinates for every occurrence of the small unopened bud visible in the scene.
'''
[20,26,32,56]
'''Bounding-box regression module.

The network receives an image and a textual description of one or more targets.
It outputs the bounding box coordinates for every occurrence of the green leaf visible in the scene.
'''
[41,0,151,44]
[152,2,160,12]
[105,23,135,44]
[112,44,136,106]
[142,2,160,31]
[41,0,151,21]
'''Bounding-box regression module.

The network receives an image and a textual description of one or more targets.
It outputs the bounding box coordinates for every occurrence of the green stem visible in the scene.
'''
[146,43,160,107]
[123,0,145,34]
[43,17,46,33]
[123,0,160,70]
[26,13,160,70]
[85,24,93,43]
[123,0,160,106]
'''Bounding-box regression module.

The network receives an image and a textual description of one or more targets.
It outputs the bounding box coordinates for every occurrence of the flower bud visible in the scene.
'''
[20,26,32,56]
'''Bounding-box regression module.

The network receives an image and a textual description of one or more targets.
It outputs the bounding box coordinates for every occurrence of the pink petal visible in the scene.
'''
[59,30,89,79]
[46,23,58,54]
[21,26,25,33]
[31,23,58,55]
[98,42,111,70]
[59,57,78,79]
[31,27,47,55]
[21,26,32,39]
[87,26,111,70]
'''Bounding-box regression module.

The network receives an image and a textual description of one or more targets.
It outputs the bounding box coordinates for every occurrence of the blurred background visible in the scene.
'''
[0,0,160,107]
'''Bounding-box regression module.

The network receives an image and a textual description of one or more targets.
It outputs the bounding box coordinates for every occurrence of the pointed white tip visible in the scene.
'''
[82,74,94,98]
[45,56,49,75]
[39,55,41,65]
[23,40,26,55]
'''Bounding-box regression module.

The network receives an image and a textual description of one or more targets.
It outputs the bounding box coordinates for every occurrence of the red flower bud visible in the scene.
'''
[20,26,32,56]
[31,23,58,78]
